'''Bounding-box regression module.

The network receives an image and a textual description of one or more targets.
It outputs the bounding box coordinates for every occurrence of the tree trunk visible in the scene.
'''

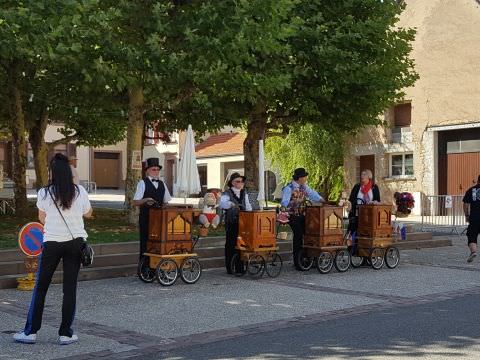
[125,86,144,225]
[28,109,49,189]
[243,110,267,191]
[7,64,28,215]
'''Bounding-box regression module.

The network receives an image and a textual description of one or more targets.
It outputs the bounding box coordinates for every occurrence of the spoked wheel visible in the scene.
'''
[334,249,351,272]
[180,257,202,284]
[296,248,314,271]
[231,253,246,277]
[316,252,334,274]
[370,248,385,270]
[384,247,400,269]
[137,256,155,283]
[156,258,179,286]
[247,254,265,277]
[265,252,283,278]
[349,248,364,268]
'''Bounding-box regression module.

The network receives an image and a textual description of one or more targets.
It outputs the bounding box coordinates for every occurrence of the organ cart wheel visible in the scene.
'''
[316,252,334,274]
[334,249,351,273]
[156,258,179,286]
[384,247,400,269]
[265,252,283,278]
[296,248,314,271]
[180,257,202,284]
[349,248,364,268]
[247,254,265,277]
[369,248,385,270]
[137,256,155,283]
[231,253,246,277]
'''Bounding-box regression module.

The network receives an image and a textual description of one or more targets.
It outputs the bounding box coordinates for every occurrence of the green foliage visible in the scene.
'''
[289,0,418,131]
[266,124,345,201]
[0,0,128,146]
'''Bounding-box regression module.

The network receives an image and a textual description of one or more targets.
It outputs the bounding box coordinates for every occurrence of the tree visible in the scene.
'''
[97,1,239,223]
[266,124,345,201]
[183,0,417,189]
[0,0,127,215]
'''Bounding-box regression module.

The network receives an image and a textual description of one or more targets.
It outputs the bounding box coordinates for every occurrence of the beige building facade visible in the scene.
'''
[344,0,480,214]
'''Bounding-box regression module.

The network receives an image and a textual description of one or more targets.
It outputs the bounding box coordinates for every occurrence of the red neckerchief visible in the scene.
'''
[360,180,373,202]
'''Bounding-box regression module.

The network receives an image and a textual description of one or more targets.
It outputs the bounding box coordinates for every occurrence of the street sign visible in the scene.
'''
[445,195,453,209]
[18,222,44,257]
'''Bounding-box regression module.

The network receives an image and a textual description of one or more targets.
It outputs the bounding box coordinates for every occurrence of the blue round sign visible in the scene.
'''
[18,222,44,257]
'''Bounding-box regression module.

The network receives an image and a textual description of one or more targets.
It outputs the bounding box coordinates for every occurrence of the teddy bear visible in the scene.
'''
[199,192,221,229]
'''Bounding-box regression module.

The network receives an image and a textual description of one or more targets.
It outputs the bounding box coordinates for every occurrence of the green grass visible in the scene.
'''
[0,207,138,250]
[0,207,231,250]
[0,206,291,250]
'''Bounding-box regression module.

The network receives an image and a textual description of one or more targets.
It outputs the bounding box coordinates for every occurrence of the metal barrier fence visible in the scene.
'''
[421,195,467,235]
[0,188,15,215]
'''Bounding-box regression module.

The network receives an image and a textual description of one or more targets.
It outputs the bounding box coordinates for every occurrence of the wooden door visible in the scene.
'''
[93,152,120,188]
[359,155,375,181]
[446,152,480,195]
[165,159,174,194]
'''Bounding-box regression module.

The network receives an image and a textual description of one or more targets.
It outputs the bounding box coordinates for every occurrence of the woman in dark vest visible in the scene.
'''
[347,169,381,237]
[219,172,252,274]
[133,158,172,258]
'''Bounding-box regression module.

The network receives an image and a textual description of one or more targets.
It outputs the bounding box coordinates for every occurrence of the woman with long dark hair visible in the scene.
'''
[14,153,92,345]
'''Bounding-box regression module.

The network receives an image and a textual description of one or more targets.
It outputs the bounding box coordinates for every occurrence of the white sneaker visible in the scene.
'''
[13,332,36,344]
[467,252,477,263]
[59,334,78,345]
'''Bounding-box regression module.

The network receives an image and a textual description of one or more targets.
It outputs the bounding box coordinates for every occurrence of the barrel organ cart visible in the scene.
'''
[297,205,351,273]
[137,206,202,286]
[350,204,400,270]
[232,210,283,278]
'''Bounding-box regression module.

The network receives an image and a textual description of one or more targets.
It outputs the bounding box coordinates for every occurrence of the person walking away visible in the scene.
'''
[13,153,92,345]
[463,175,480,262]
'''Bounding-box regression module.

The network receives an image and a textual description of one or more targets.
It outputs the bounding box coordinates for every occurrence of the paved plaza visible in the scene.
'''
[1,237,480,359]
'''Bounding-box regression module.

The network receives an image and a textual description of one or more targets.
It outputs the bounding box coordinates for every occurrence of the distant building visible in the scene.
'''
[344,0,480,214]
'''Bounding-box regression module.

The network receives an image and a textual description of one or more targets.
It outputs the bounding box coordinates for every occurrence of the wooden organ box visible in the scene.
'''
[357,204,393,238]
[148,207,196,255]
[238,210,277,249]
[304,205,344,248]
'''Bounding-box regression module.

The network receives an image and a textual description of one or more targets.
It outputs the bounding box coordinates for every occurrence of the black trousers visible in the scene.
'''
[225,220,239,274]
[289,215,305,269]
[139,214,149,258]
[24,238,82,337]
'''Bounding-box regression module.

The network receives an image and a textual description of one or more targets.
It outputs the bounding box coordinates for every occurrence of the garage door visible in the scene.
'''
[94,152,120,189]
[446,152,480,195]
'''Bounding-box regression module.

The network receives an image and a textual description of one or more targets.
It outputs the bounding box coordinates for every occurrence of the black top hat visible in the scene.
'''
[145,158,162,170]
[293,168,309,180]
[228,172,246,188]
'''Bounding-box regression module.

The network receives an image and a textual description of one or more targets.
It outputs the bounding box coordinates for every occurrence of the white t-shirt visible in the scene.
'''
[36,185,92,242]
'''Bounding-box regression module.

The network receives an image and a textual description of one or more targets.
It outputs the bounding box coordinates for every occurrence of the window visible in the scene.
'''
[390,153,413,177]
[447,139,480,154]
[394,103,411,127]
[198,165,207,187]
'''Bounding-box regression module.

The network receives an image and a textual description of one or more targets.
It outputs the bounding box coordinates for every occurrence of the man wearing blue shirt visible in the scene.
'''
[281,168,324,270]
